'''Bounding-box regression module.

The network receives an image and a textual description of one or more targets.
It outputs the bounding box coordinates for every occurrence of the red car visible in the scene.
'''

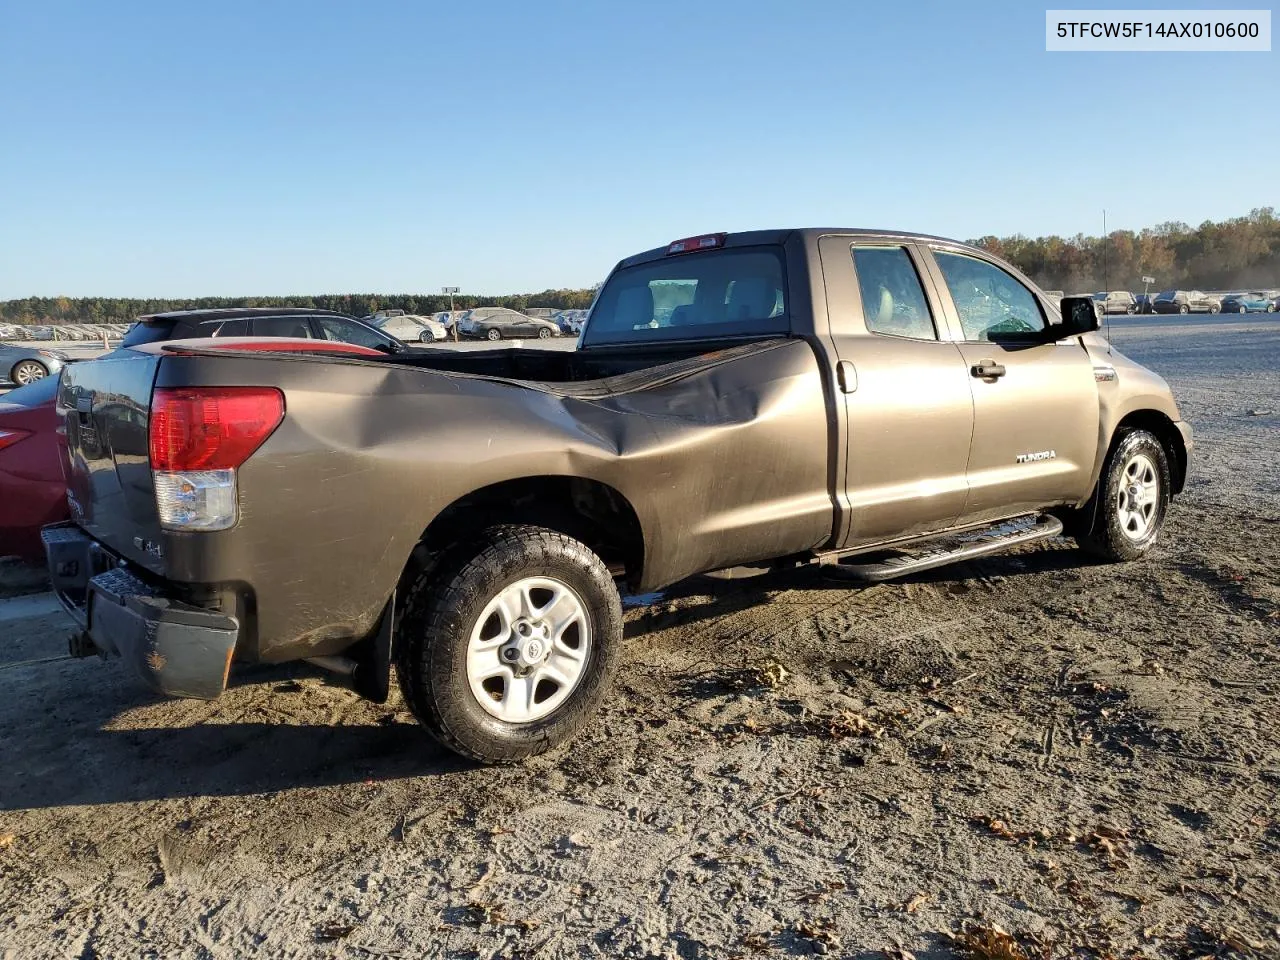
[0,337,385,563]
[0,376,66,562]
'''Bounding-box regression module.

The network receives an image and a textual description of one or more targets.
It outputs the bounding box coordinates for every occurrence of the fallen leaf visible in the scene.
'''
[0,833,14,851]
[903,892,929,913]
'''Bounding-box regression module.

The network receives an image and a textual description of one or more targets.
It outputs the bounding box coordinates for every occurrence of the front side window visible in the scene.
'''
[851,246,936,340]
[934,251,1045,341]
[583,247,786,347]
[316,315,391,348]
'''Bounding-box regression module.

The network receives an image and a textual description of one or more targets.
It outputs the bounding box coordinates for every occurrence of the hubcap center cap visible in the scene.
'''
[506,619,552,668]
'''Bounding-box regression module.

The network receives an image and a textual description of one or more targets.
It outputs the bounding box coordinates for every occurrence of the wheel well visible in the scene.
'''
[1114,410,1187,494]
[401,476,645,593]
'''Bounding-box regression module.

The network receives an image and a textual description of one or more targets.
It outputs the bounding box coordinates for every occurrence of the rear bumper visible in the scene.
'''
[42,523,239,699]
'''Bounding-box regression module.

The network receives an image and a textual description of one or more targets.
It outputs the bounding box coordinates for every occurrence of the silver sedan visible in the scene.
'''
[0,343,69,385]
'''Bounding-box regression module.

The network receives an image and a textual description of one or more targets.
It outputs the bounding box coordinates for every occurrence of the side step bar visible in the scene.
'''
[821,514,1065,583]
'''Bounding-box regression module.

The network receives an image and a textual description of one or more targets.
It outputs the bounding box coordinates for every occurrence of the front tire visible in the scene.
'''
[537,327,552,339]
[1179,304,1190,315]
[1075,429,1171,562]
[1210,303,1220,314]
[10,360,48,385]
[395,525,623,763]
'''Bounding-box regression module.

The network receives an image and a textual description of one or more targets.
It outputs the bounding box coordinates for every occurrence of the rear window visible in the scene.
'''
[121,320,181,347]
[582,247,787,347]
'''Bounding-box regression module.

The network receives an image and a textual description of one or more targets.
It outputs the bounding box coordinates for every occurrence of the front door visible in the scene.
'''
[818,237,975,547]
[923,247,1100,521]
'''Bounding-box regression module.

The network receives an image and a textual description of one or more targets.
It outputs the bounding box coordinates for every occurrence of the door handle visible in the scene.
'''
[971,360,1006,379]
[836,360,857,393]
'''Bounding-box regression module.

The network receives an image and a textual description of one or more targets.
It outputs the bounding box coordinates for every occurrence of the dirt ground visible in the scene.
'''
[1,316,1277,960]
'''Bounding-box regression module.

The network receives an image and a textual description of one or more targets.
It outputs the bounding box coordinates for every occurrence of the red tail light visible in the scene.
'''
[0,428,32,452]
[149,387,285,472]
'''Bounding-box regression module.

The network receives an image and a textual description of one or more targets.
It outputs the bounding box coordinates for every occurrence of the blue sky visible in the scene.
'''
[1,0,1275,297]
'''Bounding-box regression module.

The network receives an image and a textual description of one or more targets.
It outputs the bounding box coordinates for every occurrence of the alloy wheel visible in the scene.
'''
[466,576,592,724]
[11,361,47,385]
[1116,452,1160,541]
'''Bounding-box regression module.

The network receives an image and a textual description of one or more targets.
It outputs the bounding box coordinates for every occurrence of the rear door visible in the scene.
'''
[921,245,1099,521]
[818,236,974,547]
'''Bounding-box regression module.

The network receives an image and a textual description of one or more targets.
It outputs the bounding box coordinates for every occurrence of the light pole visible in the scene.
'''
[442,286,460,341]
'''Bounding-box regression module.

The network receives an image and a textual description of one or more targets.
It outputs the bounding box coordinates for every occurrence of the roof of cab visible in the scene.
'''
[614,228,982,269]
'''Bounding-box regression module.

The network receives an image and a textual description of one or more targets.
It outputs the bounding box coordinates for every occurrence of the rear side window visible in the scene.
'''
[208,318,249,337]
[851,246,936,340]
[933,251,1046,341]
[253,316,315,338]
[583,247,787,347]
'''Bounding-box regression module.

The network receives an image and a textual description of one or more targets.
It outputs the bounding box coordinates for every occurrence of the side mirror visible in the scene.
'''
[1055,295,1101,339]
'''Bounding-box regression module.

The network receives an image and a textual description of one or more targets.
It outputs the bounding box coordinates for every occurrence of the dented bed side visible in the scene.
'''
[141,337,836,662]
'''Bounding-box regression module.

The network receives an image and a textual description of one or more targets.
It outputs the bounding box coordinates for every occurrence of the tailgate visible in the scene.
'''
[58,350,166,573]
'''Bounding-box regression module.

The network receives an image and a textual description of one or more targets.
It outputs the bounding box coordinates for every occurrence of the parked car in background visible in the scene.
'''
[1133,293,1155,314]
[554,310,589,335]
[364,312,449,343]
[1092,291,1138,314]
[0,376,66,562]
[0,343,70,385]
[1219,291,1276,314]
[121,308,410,353]
[458,308,562,340]
[1152,290,1221,315]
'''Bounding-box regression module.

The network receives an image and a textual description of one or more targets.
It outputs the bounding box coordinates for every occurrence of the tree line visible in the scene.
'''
[975,207,1279,294]
[0,287,599,326]
[3,209,1278,325]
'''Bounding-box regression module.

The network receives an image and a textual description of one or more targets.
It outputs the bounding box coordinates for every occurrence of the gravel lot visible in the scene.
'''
[1,316,1277,959]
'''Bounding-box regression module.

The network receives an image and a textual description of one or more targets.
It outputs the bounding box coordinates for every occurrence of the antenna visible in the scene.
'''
[1103,208,1112,355]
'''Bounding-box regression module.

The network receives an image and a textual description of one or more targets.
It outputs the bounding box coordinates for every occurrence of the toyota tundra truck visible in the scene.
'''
[44,229,1192,763]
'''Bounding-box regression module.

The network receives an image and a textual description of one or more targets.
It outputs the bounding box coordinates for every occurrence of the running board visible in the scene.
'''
[821,514,1064,582]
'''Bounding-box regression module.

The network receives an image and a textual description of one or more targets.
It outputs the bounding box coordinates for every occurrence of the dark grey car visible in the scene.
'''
[120,307,408,353]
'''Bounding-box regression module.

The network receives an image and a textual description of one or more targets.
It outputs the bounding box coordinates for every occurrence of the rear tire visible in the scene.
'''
[395,525,623,763]
[486,328,502,341]
[1179,304,1189,315]
[1075,429,1171,562]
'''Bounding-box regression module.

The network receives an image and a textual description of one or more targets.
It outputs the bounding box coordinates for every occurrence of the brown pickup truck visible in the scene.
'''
[45,228,1192,763]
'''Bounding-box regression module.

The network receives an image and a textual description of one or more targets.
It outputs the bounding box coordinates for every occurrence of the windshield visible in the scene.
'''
[582,247,787,347]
